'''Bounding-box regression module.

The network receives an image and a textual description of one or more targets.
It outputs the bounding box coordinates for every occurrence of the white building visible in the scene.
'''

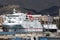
[43,24,58,32]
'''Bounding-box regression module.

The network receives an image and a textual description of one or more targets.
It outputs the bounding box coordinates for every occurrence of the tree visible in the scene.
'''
[57,18,60,29]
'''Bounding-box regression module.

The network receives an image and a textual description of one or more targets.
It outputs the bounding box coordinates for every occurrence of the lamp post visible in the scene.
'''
[47,15,50,37]
[48,15,50,32]
[58,9,60,29]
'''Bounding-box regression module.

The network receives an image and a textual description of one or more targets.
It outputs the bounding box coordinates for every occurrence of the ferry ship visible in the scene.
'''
[2,9,43,32]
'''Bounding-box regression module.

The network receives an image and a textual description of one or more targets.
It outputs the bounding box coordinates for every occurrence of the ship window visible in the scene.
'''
[7,15,19,17]
[13,18,15,19]
[12,21,15,23]
[8,20,11,23]
[9,17,11,19]
[19,18,21,20]
[8,20,15,23]
[30,26,33,28]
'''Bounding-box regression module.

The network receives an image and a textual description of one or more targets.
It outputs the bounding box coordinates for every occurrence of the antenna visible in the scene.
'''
[13,8,16,13]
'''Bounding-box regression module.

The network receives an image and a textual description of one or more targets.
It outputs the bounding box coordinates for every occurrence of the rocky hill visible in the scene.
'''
[0,5,60,16]
[0,0,60,11]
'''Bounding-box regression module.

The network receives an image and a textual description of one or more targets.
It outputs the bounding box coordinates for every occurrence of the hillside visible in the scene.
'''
[0,5,21,15]
[0,5,60,16]
[40,6,60,16]
[0,0,60,11]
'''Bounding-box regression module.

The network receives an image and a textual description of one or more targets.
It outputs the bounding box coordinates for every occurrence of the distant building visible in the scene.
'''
[53,16,59,20]
[27,15,53,24]
[0,15,3,25]
[40,15,53,24]
[0,15,3,29]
